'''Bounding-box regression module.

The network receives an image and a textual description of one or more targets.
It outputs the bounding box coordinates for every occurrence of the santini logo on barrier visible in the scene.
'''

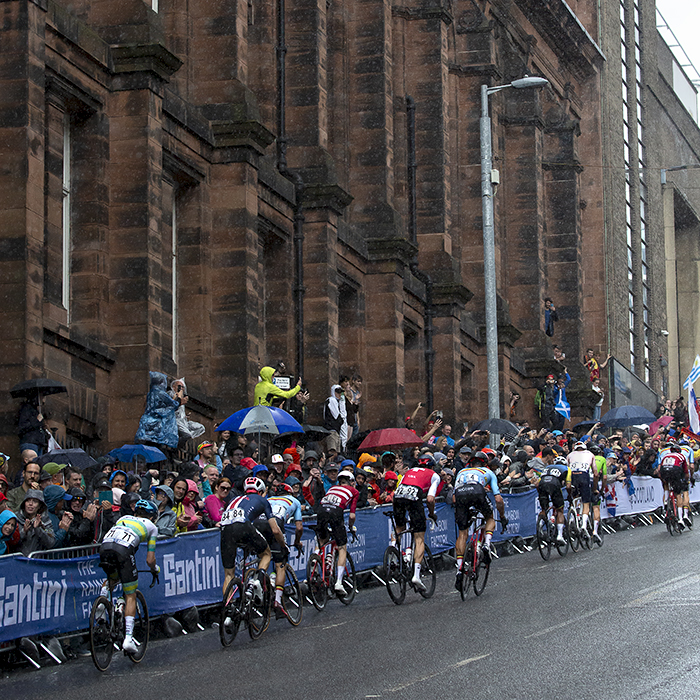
[163,548,221,597]
[0,571,68,627]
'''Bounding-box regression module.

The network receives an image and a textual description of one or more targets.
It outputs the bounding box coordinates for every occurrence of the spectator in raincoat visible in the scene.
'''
[0,510,19,555]
[135,371,183,448]
[253,366,302,406]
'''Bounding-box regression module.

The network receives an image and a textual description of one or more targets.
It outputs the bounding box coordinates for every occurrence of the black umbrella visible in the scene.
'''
[470,418,520,437]
[599,405,656,428]
[10,378,67,399]
[572,420,600,432]
[37,448,98,471]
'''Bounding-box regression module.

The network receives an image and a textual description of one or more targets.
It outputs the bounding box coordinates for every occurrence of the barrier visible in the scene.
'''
[0,475,689,644]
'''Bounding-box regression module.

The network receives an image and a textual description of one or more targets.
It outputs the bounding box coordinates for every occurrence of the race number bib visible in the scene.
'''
[395,484,420,501]
[323,493,342,507]
[104,525,139,549]
[221,507,246,525]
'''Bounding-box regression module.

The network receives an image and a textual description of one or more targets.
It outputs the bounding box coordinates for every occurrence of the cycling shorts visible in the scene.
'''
[570,472,592,503]
[660,465,685,495]
[537,476,565,511]
[393,493,427,533]
[99,542,138,593]
[454,483,493,531]
[257,517,288,564]
[316,505,348,547]
[220,520,269,570]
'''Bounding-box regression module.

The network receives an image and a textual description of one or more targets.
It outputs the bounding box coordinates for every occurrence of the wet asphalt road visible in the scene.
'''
[3,521,700,700]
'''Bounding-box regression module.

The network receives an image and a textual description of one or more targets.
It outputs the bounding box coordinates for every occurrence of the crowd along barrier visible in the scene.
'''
[0,474,695,644]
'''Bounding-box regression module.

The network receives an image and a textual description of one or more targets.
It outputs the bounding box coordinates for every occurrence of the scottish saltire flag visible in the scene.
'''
[683,354,700,389]
[690,388,700,435]
[555,395,571,420]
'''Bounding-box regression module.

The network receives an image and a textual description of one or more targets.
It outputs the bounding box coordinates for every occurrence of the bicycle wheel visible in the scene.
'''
[220,577,243,647]
[305,553,327,611]
[89,596,114,672]
[383,546,406,605]
[582,516,593,550]
[567,510,580,552]
[473,546,490,596]
[282,564,303,626]
[460,544,474,601]
[125,590,149,663]
[536,513,551,561]
[686,506,693,529]
[334,551,356,605]
[417,545,437,599]
[248,573,272,639]
[555,519,569,557]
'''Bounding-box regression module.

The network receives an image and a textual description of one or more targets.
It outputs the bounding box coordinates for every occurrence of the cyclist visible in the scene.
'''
[262,483,304,619]
[392,455,442,591]
[656,441,690,529]
[566,441,597,543]
[536,454,568,546]
[316,470,359,594]
[98,499,160,654]
[589,444,607,544]
[453,451,506,591]
[220,476,288,602]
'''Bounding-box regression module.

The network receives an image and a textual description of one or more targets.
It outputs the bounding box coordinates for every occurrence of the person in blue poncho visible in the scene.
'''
[0,510,19,555]
[135,372,183,449]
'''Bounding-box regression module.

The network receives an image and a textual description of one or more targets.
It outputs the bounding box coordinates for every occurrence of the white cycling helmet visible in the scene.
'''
[244,476,266,494]
[553,456,567,466]
[338,470,355,482]
[573,441,586,450]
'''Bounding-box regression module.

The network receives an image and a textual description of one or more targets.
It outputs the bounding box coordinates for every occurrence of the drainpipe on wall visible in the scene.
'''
[277,0,305,378]
[406,96,434,415]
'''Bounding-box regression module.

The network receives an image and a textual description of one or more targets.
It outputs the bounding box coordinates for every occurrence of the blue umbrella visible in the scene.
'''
[109,444,167,463]
[599,405,657,428]
[216,405,304,436]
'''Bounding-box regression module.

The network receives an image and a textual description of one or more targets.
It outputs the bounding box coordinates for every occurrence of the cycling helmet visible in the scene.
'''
[472,451,488,462]
[337,470,355,482]
[589,444,601,455]
[553,456,568,466]
[669,442,682,452]
[573,441,586,450]
[418,454,435,466]
[481,447,497,457]
[275,483,293,495]
[244,476,266,494]
[134,499,158,521]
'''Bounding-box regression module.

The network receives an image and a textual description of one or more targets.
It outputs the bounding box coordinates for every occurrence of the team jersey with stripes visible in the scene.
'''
[102,515,158,553]
[454,467,500,495]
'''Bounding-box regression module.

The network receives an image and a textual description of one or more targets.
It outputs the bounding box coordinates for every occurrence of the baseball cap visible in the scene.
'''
[253,464,269,476]
[459,445,472,455]
[271,454,284,464]
[384,471,398,481]
[197,441,214,452]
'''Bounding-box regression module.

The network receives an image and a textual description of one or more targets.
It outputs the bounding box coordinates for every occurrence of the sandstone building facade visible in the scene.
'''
[1,0,615,456]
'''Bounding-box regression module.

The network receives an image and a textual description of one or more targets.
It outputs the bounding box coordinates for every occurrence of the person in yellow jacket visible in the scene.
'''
[253,366,302,406]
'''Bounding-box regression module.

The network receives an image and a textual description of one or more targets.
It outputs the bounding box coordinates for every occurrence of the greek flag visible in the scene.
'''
[690,388,700,435]
[683,354,700,390]
[555,395,571,421]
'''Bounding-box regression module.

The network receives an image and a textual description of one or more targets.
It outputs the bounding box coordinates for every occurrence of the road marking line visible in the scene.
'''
[525,606,608,639]
[322,621,348,630]
[385,653,491,692]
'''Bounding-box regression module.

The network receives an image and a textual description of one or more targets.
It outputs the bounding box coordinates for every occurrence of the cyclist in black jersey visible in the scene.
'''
[219,477,288,595]
[536,453,568,546]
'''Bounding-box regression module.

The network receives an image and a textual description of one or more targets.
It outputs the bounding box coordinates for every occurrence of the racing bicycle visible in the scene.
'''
[536,503,569,560]
[382,509,437,604]
[456,511,505,600]
[89,569,156,671]
[305,524,357,610]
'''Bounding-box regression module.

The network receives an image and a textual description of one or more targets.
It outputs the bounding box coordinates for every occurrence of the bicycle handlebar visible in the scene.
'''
[137,569,160,587]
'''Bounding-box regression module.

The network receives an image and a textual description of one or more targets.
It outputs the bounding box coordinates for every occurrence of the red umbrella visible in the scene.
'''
[358,428,425,452]
[649,415,673,435]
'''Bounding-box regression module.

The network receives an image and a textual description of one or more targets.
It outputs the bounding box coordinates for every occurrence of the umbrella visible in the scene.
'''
[572,420,600,432]
[358,428,425,452]
[295,425,331,445]
[37,448,98,471]
[216,405,304,436]
[649,415,673,435]
[599,405,657,428]
[470,418,520,437]
[109,444,167,463]
[10,378,67,399]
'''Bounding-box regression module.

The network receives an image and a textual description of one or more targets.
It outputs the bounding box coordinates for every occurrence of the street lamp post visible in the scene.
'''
[480,75,549,423]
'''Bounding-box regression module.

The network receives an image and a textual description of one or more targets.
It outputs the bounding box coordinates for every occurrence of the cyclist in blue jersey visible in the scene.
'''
[219,476,288,597]
[260,483,304,620]
[98,500,160,654]
[453,452,506,590]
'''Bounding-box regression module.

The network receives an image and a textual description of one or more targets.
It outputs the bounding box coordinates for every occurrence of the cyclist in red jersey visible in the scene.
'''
[392,455,442,591]
[656,442,691,529]
[317,471,359,594]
